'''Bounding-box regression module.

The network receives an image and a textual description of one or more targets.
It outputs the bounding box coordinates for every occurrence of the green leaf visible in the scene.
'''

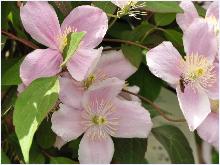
[13,76,59,163]
[2,58,23,85]
[128,64,162,101]
[113,138,148,163]
[163,29,182,46]
[36,120,56,149]
[92,1,117,18]
[29,142,45,164]
[194,3,206,17]
[154,13,176,26]
[144,1,183,13]
[152,125,195,163]
[50,157,77,164]
[1,150,11,164]
[122,44,143,68]
[61,32,85,67]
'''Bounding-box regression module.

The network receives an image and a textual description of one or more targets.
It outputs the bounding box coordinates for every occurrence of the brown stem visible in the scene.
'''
[1,30,39,49]
[122,89,186,122]
[103,38,149,50]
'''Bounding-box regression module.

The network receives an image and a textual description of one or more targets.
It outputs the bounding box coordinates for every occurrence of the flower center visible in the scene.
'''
[83,74,96,89]
[57,26,77,53]
[205,16,219,35]
[92,115,107,125]
[180,54,216,89]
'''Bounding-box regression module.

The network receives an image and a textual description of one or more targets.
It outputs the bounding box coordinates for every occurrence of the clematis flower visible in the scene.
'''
[176,1,219,34]
[51,77,152,163]
[146,19,218,131]
[59,50,137,109]
[19,2,108,86]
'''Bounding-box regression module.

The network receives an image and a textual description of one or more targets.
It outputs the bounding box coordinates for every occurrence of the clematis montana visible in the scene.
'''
[19,2,108,86]
[59,50,137,109]
[176,1,219,34]
[51,77,152,163]
[146,20,218,131]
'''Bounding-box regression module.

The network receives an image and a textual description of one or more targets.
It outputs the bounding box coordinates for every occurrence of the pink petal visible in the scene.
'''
[51,104,84,142]
[20,2,60,49]
[61,5,108,48]
[59,77,84,109]
[197,112,219,151]
[82,78,125,108]
[176,85,211,131]
[78,132,114,163]
[17,83,27,94]
[119,85,141,102]
[20,49,62,86]
[54,136,67,150]
[111,1,130,8]
[113,99,152,138]
[206,1,219,20]
[95,50,137,80]
[206,63,219,100]
[67,48,102,81]
[183,19,217,62]
[146,41,182,85]
[176,1,199,31]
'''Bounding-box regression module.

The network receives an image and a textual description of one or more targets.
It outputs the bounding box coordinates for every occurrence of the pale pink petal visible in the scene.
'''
[20,49,62,86]
[146,41,182,85]
[51,104,84,142]
[59,77,84,109]
[111,0,130,8]
[176,1,199,31]
[95,50,137,80]
[78,132,114,163]
[183,19,217,62]
[119,85,141,102]
[197,112,219,151]
[67,47,102,81]
[206,1,219,20]
[20,2,60,49]
[113,99,152,138]
[61,5,108,48]
[54,136,67,150]
[17,83,27,94]
[83,78,125,108]
[205,63,219,100]
[176,85,211,131]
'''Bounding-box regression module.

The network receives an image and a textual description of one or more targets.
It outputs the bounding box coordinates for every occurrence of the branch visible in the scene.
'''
[122,89,186,122]
[103,38,149,50]
[1,30,39,49]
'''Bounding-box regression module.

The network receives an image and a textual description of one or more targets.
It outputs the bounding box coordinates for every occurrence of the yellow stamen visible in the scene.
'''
[92,115,107,125]
[83,74,96,89]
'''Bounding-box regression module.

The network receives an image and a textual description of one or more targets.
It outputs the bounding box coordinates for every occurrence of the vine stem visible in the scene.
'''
[122,89,186,122]
[1,30,39,49]
[107,13,119,18]
[103,38,149,50]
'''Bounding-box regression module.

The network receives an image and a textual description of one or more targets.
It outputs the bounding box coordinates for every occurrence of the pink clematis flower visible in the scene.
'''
[19,2,108,86]
[59,50,137,109]
[197,111,219,151]
[176,1,219,33]
[146,19,218,131]
[51,77,152,163]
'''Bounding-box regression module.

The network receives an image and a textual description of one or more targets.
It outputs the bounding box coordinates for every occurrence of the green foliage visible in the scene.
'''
[113,138,148,163]
[13,76,59,163]
[61,32,85,67]
[152,125,195,163]
[50,157,77,164]
[154,13,176,26]
[92,1,117,17]
[128,64,162,101]
[1,150,11,164]
[144,1,183,13]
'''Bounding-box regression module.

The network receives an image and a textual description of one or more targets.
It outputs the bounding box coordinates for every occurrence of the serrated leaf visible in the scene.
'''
[13,76,59,163]
[1,150,11,164]
[152,125,195,163]
[50,157,77,164]
[128,64,162,101]
[113,138,148,163]
[61,32,85,67]
[144,1,183,13]
[154,13,176,26]
[122,44,143,68]
[2,58,23,85]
